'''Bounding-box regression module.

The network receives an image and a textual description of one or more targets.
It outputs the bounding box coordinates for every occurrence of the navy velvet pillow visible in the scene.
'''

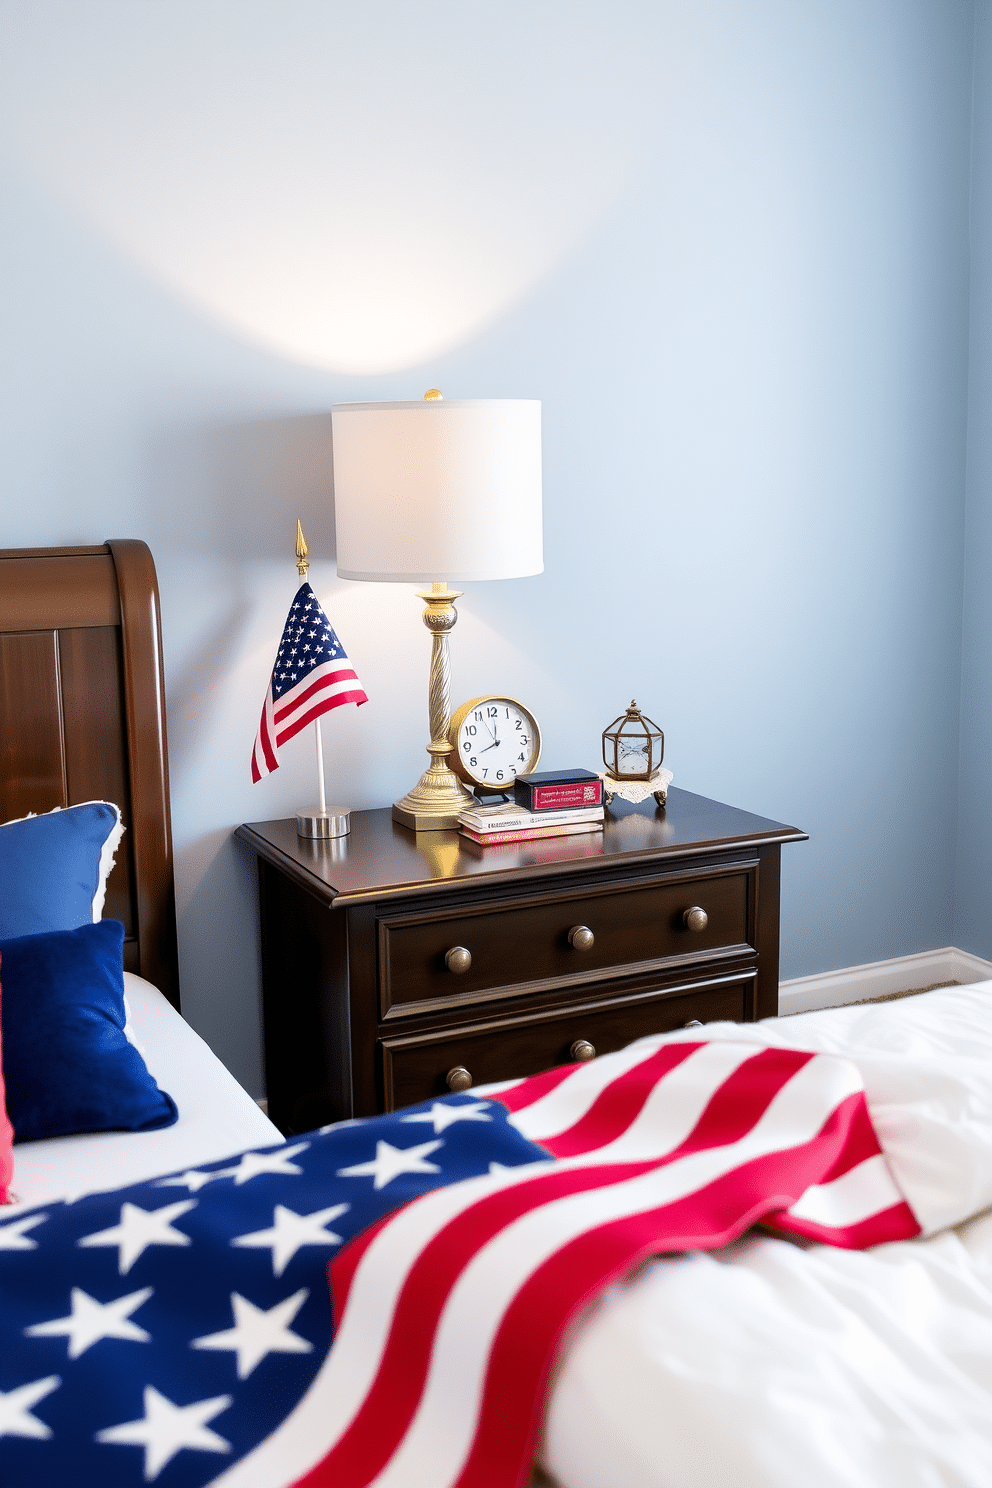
[0,919,178,1142]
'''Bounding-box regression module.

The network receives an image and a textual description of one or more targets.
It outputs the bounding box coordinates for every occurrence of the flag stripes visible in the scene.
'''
[208,1037,921,1488]
[250,583,367,783]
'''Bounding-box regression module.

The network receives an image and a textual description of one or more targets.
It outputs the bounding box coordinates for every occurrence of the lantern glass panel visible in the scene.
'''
[602,702,664,780]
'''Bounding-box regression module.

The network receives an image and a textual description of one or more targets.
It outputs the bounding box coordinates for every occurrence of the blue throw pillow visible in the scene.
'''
[0,800,124,940]
[0,919,178,1142]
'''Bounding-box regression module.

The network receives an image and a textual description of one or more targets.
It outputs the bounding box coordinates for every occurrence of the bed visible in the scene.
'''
[2,542,992,1488]
[0,540,280,1214]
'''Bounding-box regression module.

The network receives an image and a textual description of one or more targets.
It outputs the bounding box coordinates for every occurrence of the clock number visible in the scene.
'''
[519,734,528,746]
[465,724,477,736]
[495,770,504,781]
[515,719,522,730]
[518,753,526,763]
[469,756,478,768]
[487,706,498,718]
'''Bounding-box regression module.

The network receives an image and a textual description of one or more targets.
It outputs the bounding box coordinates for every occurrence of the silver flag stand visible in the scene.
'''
[292,522,351,842]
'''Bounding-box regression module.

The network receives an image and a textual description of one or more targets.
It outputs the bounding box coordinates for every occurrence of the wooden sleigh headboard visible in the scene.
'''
[0,540,180,1007]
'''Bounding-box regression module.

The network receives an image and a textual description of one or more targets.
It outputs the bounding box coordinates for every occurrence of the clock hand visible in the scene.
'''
[479,738,502,753]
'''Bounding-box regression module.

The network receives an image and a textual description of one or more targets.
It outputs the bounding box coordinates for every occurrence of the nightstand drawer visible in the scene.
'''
[379,864,754,1017]
[380,975,753,1110]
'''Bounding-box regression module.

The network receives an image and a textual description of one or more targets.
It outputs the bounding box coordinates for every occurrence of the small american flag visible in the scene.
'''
[0,1038,920,1488]
[251,584,367,783]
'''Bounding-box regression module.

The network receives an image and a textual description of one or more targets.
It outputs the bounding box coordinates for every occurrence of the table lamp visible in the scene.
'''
[330,392,543,830]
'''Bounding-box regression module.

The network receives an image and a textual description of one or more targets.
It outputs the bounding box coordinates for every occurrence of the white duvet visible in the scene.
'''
[537,985,992,1488]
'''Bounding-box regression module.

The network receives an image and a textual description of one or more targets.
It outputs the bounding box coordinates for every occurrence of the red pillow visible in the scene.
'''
[0,954,14,1203]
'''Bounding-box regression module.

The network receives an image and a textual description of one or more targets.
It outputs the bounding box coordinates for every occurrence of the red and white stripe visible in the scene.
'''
[251,661,368,782]
[210,1038,920,1488]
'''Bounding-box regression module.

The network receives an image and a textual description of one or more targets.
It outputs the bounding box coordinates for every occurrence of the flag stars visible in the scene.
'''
[25,1286,154,1359]
[224,1142,310,1186]
[77,1200,196,1275]
[96,1386,232,1481]
[192,1289,313,1378]
[402,1101,493,1135]
[231,1202,348,1277]
[0,1213,48,1250]
[156,1167,234,1193]
[0,1375,60,1441]
[337,1138,445,1189]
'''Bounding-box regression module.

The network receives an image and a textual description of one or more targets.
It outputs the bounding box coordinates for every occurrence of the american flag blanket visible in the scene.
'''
[0,1036,920,1488]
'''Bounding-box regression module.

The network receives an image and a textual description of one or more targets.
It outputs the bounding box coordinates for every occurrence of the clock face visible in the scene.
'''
[617,740,650,776]
[449,697,541,788]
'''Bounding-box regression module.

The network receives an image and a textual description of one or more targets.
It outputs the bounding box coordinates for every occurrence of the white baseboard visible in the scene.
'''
[779,946,992,1016]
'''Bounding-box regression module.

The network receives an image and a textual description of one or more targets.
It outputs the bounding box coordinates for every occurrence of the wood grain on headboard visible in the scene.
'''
[0,540,180,1007]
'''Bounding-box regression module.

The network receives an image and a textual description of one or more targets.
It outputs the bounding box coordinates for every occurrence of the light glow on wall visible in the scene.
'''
[0,2,666,372]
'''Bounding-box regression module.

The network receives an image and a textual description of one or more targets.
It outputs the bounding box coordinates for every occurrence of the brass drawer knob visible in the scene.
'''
[445,945,472,974]
[684,1019,703,1029]
[568,925,595,951]
[570,1039,596,1062]
[446,1066,473,1092]
[683,906,709,933]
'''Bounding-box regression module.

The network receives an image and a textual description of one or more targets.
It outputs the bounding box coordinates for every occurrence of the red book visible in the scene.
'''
[459,820,604,846]
[513,769,603,812]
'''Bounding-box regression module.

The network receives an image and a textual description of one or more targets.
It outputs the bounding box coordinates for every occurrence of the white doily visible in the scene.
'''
[600,767,673,805]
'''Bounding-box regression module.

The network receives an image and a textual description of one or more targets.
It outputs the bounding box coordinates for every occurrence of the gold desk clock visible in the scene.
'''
[448,695,542,793]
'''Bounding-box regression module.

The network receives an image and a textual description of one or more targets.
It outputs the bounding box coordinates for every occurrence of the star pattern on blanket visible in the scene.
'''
[230,1203,349,1277]
[0,1375,61,1440]
[0,1214,47,1250]
[0,1094,546,1486]
[400,1100,494,1134]
[95,1385,233,1479]
[25,1286,153,1358]
[78,1199,197,1274]
[191,1289,313,1378]
[336,1138,444,1188]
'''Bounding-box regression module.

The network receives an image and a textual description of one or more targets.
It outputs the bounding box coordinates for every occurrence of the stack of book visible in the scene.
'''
[458,769,604,847]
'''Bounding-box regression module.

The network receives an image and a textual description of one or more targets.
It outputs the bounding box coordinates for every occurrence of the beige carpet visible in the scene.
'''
[843,979,960,1006]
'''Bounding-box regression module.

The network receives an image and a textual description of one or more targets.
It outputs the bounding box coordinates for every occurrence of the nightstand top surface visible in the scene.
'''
[237,787,806,908]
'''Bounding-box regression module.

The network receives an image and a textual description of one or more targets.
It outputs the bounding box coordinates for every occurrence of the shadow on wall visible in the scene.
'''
[175,828,266,1096]
[167,597,254,774]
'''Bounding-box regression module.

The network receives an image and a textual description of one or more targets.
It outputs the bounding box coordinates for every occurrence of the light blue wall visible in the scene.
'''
[957,1,992,954]
[0,1,976,1094]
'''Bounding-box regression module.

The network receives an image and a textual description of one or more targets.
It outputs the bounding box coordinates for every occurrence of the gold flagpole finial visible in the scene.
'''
[295,520,310,579]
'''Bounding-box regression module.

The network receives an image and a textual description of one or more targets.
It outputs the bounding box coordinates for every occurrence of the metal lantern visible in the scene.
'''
[602,700,664,781]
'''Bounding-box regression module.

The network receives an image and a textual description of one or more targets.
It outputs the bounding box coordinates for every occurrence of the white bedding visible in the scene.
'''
[6,972,282,1212]
[538,984,992,1488]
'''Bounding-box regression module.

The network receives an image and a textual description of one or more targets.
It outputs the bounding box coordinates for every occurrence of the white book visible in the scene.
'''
[458,801,605,833]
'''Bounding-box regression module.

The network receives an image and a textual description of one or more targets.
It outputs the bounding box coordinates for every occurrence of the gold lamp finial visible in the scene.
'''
[295,520,310,579]
[423,388,443,401]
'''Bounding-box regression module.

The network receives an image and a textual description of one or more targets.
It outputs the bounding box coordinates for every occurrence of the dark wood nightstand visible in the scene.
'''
[237,788,806,1134]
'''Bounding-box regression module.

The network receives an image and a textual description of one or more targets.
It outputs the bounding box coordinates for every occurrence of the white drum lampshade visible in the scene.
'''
[330,399,543,582]
[329,395,543,831]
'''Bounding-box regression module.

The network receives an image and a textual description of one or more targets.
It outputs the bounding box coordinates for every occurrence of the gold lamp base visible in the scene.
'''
[393,582,474,832]
[392,772,473,832]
